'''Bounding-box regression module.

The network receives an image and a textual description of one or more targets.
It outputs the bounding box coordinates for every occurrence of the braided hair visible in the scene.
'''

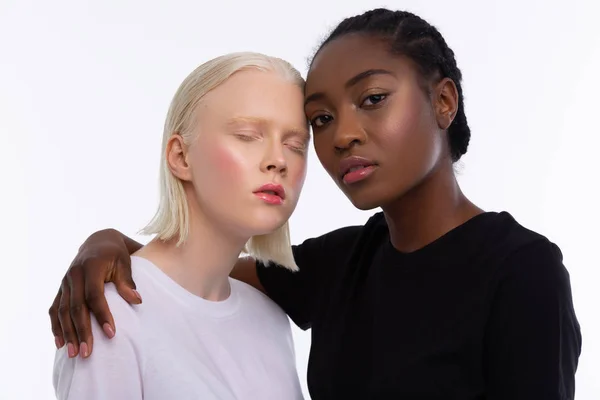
[312,9,470,162]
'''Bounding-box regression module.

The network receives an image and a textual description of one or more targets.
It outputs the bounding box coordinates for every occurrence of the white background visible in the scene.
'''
[1,0,599,398]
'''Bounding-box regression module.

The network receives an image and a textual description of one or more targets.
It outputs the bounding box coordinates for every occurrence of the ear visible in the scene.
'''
[166,134,192,182]
[433,77,459,130]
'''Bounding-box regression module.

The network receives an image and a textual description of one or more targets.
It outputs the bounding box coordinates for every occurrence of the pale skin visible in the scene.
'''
[50,50,467,358]
[67,68,310,358]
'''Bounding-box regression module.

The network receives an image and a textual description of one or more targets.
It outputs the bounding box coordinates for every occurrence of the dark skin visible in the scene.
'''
[49,34,482,358]
[305,34,482,252]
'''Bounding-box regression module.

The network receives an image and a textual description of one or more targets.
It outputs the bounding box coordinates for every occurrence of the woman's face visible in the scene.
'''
[304,34,454,211]
[171,69,309,239]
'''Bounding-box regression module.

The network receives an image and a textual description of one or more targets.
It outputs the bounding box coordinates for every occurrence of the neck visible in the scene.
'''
[136,199,248,301]
[382,159,483,253]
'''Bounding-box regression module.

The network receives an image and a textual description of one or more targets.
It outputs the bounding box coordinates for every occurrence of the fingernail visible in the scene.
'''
[67,343,76,358]
[55,336,64,349]
[80,342,89,358]
[103,323,115,338]
[133,290,142,303]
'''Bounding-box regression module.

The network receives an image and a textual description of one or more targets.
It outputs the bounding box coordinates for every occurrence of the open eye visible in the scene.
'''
[361,94,387,107]
[310,114,333,128]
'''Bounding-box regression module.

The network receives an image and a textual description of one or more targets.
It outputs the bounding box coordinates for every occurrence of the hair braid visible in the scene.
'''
[313,9,471,161]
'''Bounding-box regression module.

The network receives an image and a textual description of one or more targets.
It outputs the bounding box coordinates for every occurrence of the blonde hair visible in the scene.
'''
[140,52,305,271]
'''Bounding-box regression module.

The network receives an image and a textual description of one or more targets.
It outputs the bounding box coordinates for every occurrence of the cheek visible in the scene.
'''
[313,137,336,178]
[379,92,436,150]
[288,156,308,191]
[378,97,443,178]
[212,145,246,174]
[191,141,250,185]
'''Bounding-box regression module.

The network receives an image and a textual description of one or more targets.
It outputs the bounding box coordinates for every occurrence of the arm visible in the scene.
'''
[230,256,265,294]
[121,232,144,255]
[50,223,361,357]
[483,240,582,399]
[53,285,143,400]
[49,229,266,358]
[256,225,363,330]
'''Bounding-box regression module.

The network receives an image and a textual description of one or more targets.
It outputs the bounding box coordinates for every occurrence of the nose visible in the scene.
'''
[261,142,287,175]
[333,111,367,153]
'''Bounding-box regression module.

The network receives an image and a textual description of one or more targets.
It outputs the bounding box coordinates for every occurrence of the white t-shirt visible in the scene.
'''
[53,256,304,400]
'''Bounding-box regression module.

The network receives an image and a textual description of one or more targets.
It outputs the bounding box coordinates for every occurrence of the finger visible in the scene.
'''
[67,267,93,358]
[84,265,116,343]
[49,289,65,349]
[57,278,79,358]
[113,257,142,305]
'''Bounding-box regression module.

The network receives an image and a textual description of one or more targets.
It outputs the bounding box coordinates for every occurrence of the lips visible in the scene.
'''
[253,183,286,205]
[338,156,378,183]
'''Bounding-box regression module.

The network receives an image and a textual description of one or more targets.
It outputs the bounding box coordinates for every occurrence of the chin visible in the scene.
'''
[343,185,397,211]
[349,197,381,211]
[244,210,290,236]
[338,184,381,211]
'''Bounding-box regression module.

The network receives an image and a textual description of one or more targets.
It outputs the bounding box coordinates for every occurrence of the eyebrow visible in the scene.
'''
[285,128,311,143]
[304,69,395,107]
[226,116,267,127]
[346,69,395,88]
[227,116,310,140]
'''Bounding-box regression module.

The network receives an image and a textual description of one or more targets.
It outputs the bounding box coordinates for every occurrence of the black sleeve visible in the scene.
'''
[483,239,582,400]
[256,225,363,330]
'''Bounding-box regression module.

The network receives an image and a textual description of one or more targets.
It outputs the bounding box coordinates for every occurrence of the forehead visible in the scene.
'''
[200,69,306,128]
[306,34,414,93]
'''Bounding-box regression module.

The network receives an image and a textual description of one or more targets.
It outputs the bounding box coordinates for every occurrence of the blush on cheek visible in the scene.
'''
[288,160,308,193]
[209,143,248,176]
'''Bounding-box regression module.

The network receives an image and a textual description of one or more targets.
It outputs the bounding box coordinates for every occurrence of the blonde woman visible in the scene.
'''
[52,52,309,400]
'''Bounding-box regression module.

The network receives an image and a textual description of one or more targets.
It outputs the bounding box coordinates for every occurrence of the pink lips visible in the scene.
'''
[339,156,378,185]
[253,183,285,205]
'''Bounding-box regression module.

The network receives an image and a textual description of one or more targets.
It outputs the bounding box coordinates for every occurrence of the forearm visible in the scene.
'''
[231,256,265,293]
[80,229,142,255]
[122,234,143,255]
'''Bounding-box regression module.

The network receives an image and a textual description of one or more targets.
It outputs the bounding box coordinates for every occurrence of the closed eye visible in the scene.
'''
[234,133,258,141]
[286,142,307,154]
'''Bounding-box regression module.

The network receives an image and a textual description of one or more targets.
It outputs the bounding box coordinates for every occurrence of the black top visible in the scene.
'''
[256,211,581,400]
